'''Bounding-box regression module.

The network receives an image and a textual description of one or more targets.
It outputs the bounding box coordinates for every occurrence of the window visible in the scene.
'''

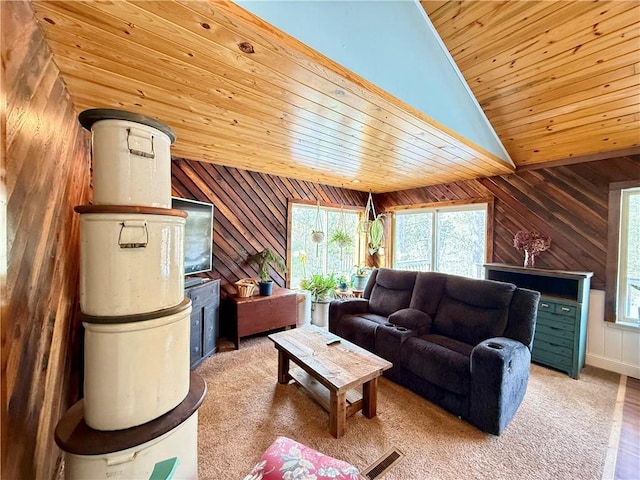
[392,203,488,279]
[288,202,362,289]
[617,187,640,324]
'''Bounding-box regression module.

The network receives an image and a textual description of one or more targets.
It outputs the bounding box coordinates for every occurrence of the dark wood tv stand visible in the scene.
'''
[186,278,220,369]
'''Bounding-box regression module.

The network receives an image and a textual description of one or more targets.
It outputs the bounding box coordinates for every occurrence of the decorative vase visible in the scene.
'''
[524,250,535,268]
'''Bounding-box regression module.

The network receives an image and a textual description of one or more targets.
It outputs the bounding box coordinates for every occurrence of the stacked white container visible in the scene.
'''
[55,109,204,479]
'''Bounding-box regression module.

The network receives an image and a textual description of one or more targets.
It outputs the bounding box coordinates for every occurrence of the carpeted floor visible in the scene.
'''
[195,336,620,480]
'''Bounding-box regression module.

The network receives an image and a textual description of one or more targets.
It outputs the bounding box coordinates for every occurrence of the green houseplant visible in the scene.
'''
[352,264,371,291]
[330,230,353,261]
[247,248,286,296]
[300,273,337,327]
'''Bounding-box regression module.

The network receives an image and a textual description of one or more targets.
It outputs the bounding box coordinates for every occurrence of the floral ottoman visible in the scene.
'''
[243,436,360,480]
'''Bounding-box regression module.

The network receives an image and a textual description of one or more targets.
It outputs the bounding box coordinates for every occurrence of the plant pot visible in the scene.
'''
[258,280,274,296]
[338,282,348,292]
[352,274,369,291]
[311,301,330,328]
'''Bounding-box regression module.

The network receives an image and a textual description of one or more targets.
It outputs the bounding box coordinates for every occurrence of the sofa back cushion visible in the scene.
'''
[433,276,516,346]
[504,288,540,349]
[410,272,447,316]
[368,268,417,317]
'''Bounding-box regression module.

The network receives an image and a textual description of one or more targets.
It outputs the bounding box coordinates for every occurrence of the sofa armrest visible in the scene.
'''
[328,299,369,333]
[388,308,433,335]
[469,337,531,435]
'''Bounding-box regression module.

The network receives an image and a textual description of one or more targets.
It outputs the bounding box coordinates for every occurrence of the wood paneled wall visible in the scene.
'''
[171,159,367,296]
[376,155,640,290]
[2,1,91,478]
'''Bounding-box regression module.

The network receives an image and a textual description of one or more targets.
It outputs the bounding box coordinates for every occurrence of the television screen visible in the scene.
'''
[171,197,214,275]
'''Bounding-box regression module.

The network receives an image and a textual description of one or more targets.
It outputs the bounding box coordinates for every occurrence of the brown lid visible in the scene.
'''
[54,372,207,455]
[74,204,188,218]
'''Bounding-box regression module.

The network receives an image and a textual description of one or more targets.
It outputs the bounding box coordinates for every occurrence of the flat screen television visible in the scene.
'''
[171,197,214,275]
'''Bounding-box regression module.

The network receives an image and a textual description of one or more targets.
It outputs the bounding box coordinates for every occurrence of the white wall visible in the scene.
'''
[586,290,640,379]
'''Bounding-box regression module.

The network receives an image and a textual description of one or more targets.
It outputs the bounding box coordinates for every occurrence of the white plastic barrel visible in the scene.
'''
[76,205,186,316]
[83,300,191,431]
[79,109,176,208]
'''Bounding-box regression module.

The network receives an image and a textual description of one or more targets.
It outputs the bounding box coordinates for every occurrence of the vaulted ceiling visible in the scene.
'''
[32,1,640,193]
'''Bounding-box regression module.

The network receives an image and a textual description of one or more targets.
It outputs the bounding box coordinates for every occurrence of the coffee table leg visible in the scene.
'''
[329,390,346,438]
[363,377,378,418]
[277,350,291,384]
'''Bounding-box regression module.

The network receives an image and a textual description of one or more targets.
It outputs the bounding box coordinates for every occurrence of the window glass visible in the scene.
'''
[289,203,361,289]
[393,204,487,279]
[618,187,640,323]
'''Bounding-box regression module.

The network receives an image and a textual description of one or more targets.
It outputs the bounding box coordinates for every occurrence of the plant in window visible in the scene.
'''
[352,264,372,291]
[300,273,337,302]
[513,230,551,268]
[367,214,385,255]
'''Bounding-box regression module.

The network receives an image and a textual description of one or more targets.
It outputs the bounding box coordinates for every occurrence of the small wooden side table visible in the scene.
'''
[334,289,363,299]
[226,287,297,349]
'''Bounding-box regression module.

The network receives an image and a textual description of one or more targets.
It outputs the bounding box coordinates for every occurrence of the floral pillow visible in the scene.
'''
[243,436,360,480]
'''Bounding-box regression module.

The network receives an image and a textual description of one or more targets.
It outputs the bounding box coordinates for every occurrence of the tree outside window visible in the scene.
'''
[392,203,488,279]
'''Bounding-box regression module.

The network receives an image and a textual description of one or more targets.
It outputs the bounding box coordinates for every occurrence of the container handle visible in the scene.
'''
[118,220,148,248]
[127,127,155,159]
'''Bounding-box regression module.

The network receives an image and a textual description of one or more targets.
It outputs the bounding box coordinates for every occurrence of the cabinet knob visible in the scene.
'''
[541,303,550,308]
[561,307,570,312]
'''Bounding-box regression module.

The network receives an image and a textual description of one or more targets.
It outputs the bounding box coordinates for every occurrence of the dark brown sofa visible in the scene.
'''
[328,268,540,435]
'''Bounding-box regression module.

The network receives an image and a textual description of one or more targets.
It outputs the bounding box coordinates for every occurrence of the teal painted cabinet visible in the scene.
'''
[484,264,592,379]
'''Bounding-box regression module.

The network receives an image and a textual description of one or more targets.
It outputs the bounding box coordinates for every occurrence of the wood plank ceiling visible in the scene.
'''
[421,0,640,167]
[32,1,639,193]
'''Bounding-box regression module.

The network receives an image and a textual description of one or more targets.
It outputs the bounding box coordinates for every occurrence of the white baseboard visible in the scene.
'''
[586,354,640,379]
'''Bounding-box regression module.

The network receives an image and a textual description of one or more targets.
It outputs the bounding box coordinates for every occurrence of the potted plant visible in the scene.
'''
[352,264,371,291]
[337,275,349,292]
[247,248,286,296]
[513,230,551,268]
[330,230,353,261]
[367,214,385,255]
[300,273,337,327]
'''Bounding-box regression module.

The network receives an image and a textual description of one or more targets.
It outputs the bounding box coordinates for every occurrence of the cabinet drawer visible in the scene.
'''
[554,303,577,318]
[533,337,573,359]
[532,348,573,371]
[536,316,575,333]
[535,330,574,350]
[189,282,218,309]
[538,301,555,313]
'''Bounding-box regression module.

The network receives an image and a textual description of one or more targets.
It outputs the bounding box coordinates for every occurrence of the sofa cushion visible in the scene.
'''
[443,275,516,309]
[409,272,447,316]
[244,436,359,480]
[334,313,387,351]
[368,269,417,317]
[401,335,472,395]
[432,276,515,346]
[433,296,511,347]
[388,308,433,334]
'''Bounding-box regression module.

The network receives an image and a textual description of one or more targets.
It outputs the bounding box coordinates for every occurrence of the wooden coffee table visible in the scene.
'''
[268,326,392,438]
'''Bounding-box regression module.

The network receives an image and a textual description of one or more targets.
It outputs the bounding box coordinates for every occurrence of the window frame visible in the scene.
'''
[607,183,640,325]
[387,197,494,278]
[606,180,640,324]
[286,199,365,289]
